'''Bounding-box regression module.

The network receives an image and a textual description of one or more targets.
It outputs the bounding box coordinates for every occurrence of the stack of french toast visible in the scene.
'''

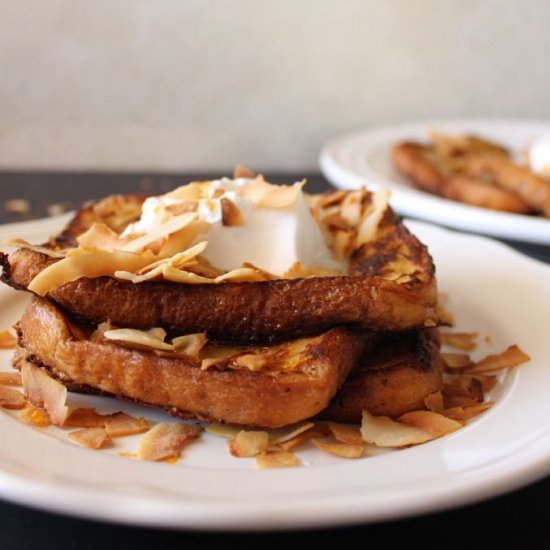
[0,172,443,429]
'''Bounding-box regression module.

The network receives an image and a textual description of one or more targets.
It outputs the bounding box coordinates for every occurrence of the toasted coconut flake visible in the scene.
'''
[283,262,341,279]
[137,423,202,461]
[443,376,483,407]
[327,422,364,445]
[19,405,51,427]
[398,411,463,437]
[69,428,111,450]
[322,213,351,231]
[46,202,67,216]
[356,188,391,245]
[339,191,363,227]
[256,451,300,469]
[444,402,494,422]
[104,413,149,437]
[64,407,108,428]
[241,177,305,208]
[229,430,269,457]
[233,354,268,372]
[317,189,347,208]
[21,363,68,426]
[233,164,257,178]
[475,374,498,392]
[122,212,198,254]
[4,198,30,214]
[1,238,68,258]
[423,391,444,413]
[0,331,17,350]
[440,331,478,351]
[278,429,326,452]
[206,423,241,439]
[77,223,128,251]
[28,249,156,296]
[361,410,433,447]
[331,229,355,260]
[270,422,315,446]
[148,327,167,341]
[312,438,364,459]
[0,386,26,410]
[0,372,22,386]
[468,345,531,373]
[442,352,474,371]
[221,197,244,226]
[104,328,173,352]
[172,333,208,357]
[201,357,228,371]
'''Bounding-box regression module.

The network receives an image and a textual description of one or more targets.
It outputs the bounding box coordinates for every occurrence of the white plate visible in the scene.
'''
[320,118,550,245]
[0,216,549,531]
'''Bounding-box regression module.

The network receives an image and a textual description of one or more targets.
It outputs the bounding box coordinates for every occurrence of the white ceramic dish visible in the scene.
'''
[0,216,549,531]
[320,119,550,245]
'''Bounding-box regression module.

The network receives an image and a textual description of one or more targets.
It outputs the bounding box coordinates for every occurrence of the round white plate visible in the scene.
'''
[0,216,549,531]
[320,119,550,245]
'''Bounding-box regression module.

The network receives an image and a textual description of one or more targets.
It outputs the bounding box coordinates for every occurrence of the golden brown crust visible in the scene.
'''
[1,208,437,341]
[321,329,443,422]
[17,297,369,428]
[392,142,532,214]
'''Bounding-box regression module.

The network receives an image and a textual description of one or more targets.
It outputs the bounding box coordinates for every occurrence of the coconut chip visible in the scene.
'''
[228,430,269,457]
[137,423,202,462]
[69,428,111,450]
[256,451,300,469]
[467,345,531,373]
[0,386,26,410]
[19,405,51,427]
[221,197,244,226]
[440,331,478,351]
[21,362,68,426]
[104,413,149,437]
[0,372,22,386]
[312,438,364,459]
[423,391,444,413]
[326,422,364,445]
[1,239,68,259]
[361,409,460,447]
[0,331,17,349]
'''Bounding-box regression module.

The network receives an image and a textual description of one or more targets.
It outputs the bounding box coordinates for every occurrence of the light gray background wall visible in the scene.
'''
[0,0,548,171]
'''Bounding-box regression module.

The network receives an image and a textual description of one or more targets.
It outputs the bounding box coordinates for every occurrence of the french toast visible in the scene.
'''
[15,297,442,428]
[392,142,532,214]
[321,329,442,422]
[16,297,372,428]
[1,187,438,342]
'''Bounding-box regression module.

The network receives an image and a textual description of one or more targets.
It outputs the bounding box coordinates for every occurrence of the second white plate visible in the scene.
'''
[320,118,550,244]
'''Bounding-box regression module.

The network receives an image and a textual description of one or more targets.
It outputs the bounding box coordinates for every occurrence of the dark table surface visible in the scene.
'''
[0,171,548,549]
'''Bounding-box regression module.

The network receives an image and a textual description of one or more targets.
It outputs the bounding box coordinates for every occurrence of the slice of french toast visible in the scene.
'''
[16,297,373,428]
[321,329,442,422]
[15,297,442,428]
[392,141,532,214]
[1,188,438,342]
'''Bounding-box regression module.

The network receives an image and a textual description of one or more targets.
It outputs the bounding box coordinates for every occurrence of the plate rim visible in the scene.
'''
[0,216,549,531]
[320,117,550,245]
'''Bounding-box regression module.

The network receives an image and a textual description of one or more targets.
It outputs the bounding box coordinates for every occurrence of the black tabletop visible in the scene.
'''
[0,171,548,549]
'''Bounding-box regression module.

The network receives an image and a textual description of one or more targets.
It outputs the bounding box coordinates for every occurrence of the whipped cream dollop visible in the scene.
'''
[123,178,345,277]
[528,133,550,177]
